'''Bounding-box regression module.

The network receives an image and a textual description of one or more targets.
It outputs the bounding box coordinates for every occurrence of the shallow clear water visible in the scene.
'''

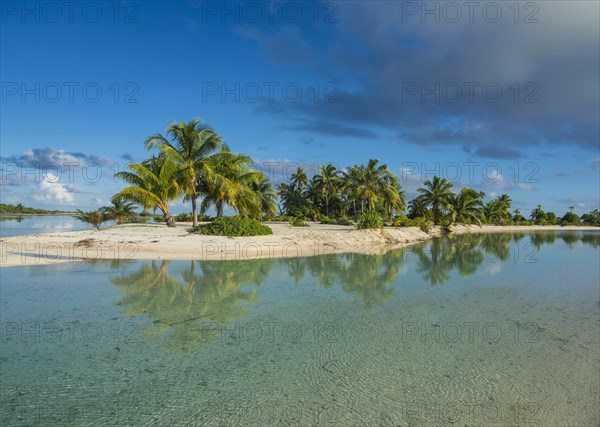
[1,231,598,426]
[0,216,95,238]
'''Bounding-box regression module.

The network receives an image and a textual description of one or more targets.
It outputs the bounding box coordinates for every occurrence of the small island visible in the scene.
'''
[1,120,597,267]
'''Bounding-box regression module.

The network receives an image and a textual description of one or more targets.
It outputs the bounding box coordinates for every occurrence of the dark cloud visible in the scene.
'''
[472,145,522,160]
[1,148,113,169]
[242,2,599,158]
[121,153,134,161]
[283,121,378,139]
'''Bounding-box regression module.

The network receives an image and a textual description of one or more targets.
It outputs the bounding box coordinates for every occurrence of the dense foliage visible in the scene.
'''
[289,217,309,227]
[278,160,404,222]
[357,212,384,229]
[194,215,273,236]
[277,168,598,230]
[0,203,71,215]
[97,117,599,231]
[111,119,276,227]
[393,215,433,233]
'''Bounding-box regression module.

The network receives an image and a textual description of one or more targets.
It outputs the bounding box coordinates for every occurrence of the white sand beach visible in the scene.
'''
[0,222,596,267]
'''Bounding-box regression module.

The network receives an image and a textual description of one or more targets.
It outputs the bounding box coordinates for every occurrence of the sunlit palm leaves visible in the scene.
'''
[145,120,228,226]
[417,176,453,224]
[114,155,182,226]
[448,187,484,225]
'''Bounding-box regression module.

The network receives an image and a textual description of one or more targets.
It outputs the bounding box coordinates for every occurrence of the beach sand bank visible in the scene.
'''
[0,222,597,267]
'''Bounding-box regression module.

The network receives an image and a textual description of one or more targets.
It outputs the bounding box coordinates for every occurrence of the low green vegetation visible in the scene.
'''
[289,217,309,227]
[74,210,106,230]
[320,216,353,226]
[393,215,433,233]
[123,216,151,224]
[0,203,71,215]
[357,212,384,229]
[194,215,272,236]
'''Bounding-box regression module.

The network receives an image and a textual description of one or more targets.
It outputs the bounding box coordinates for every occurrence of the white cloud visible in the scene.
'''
[32,173,75,205]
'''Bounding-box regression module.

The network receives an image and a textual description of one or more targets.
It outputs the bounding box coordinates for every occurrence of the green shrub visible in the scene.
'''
[393,215,432,233]
[357,212,384,229]
[287,206,312,221]
[320,216,353,226]
[561,211,580,225]
[124,216,151,224]
[289,217,309,227]
[269,215,292,222]
[194,215,272,236]
[416,217,432,233]
[175,213,193,222]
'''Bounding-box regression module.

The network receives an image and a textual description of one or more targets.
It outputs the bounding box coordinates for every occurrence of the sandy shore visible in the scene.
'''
[0,222,597,267]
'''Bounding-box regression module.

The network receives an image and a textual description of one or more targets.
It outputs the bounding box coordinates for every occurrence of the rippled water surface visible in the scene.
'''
[1,231,599,426]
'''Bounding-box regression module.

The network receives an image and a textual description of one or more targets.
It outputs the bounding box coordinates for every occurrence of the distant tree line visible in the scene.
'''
[277,165,600,228]
[0,203,72,215]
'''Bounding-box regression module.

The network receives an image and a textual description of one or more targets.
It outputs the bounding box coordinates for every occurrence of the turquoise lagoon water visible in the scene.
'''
[0,231,598,426]
[0,216,94,238]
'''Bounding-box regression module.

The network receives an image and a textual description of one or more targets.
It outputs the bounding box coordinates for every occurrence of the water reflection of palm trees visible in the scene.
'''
[412,231,598,286]
[110,231,598,349]
[110,259,273,351]
[284,250,406,309]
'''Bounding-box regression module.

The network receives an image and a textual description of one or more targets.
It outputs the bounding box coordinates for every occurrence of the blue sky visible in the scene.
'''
[1,0,598,215]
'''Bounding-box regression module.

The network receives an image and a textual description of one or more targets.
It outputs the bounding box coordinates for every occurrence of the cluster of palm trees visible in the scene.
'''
[277,159,405,220]
[112,119,276,227]
[406,176,513,226]
[277,167,515,226]
[100,121,596,229]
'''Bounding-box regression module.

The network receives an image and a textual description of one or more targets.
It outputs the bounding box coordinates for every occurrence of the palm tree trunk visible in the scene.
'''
[191,196,198,227]
[165,212,176,227]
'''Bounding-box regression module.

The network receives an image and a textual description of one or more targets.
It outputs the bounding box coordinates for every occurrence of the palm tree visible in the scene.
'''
[101,197,136,225]
[303,179,323,212]
[290,166,308,190]
[74,209,106,230]
[530,204,545,222]
[277,183,290,215]
[417,176,453,224]
[495,194,512,223]
[313,164,340,217]
[483,201,503,224]
[114,155,182,227]
[250,178,277,219]
[513,209,526,222]
[145,120,228,227]
[199,153,265,218]
[341,165,364,219]
[448,187,483,225]
[408,196,429,219]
